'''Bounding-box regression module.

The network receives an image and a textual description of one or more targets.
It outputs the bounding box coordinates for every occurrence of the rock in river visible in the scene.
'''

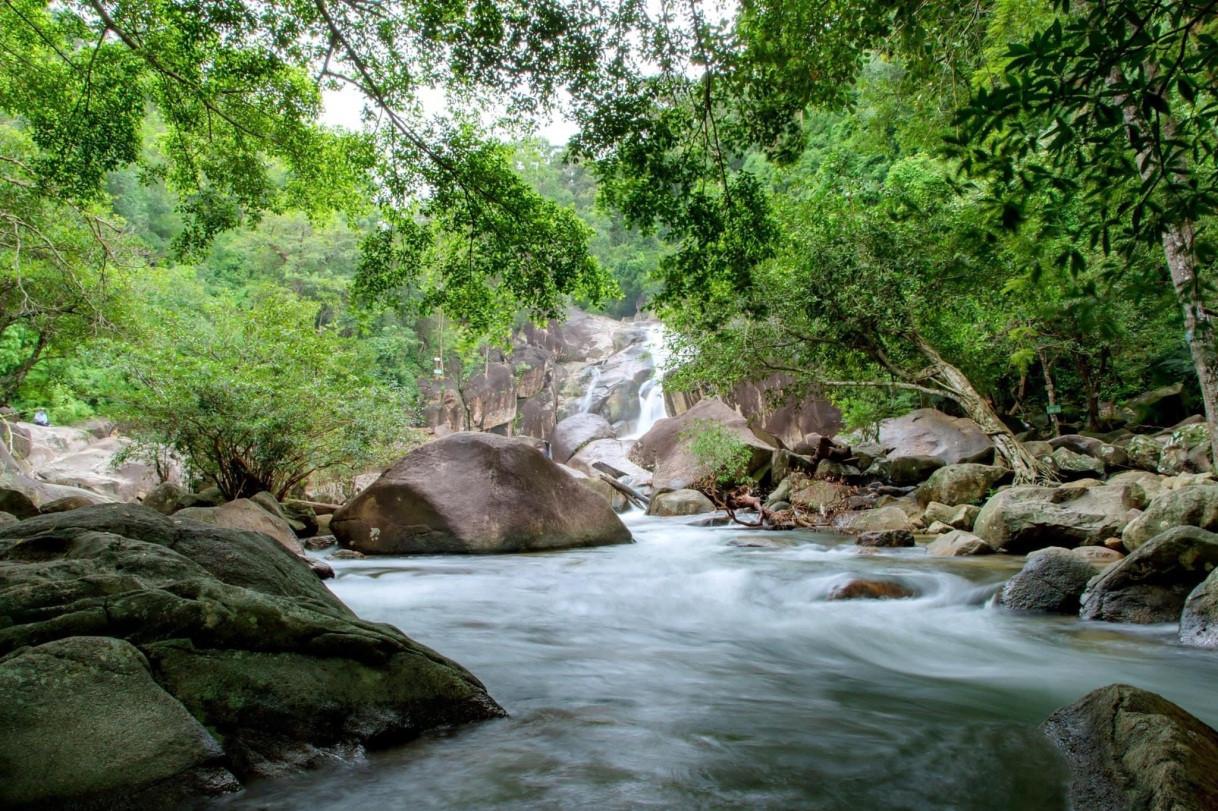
[0,504,504,807]
[972,484,1137,554]
[1042,683,1218,810]
[1079,526,1218,624]
[332,432,632,554]
[1001,547,1098,614]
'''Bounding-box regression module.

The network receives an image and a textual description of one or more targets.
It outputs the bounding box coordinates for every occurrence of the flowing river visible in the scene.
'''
[222,514,1218,809]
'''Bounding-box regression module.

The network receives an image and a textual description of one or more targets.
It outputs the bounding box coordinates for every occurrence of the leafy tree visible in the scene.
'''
[108,274,415,499]
[954,0,1218,459]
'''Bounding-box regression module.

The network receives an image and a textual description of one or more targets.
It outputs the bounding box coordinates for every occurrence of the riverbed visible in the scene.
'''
[222,512,1218,809]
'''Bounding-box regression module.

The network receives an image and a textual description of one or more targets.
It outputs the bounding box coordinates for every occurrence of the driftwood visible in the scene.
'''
[593,472,650,510]
[705,484,819,531]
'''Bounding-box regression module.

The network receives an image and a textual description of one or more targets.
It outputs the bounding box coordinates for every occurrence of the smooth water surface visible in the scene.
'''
[224,513,1218,809]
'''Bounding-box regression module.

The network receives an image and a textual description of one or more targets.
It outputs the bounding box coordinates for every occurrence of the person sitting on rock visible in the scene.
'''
[33,409,49,427]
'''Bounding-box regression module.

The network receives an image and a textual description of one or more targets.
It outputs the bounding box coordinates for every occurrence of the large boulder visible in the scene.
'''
[460,361,517,433]
[1042,683,1218,811]
[176,498,304,556]
[0,504,503,804]
[877,408,993,465]
[332,433,632,554]
[0,636,240,808]
[973,484,1137,554]
[0,470,113,518]
[648,489,716,517]
[915,464,1011,507]
[1001,547,1098,613]
[551,412,616,465]
[629,398,776,492]
[33,436,172,502]
[1122,484,1218,551]
[1079,526,1218,623]
[1181,569,1218,648]
[1051,447,1106,479]
[885,455,944,487]
[789,479,852,513]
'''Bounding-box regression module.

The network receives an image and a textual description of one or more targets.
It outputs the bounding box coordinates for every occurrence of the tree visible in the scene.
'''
[0,123,139,404]
[0,0,615,338]
[954,0,1218,462]
[109,275,415,500]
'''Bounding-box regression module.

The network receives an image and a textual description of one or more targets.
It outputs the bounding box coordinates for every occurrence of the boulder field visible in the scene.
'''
[332,432,632,554]
[0,504,504,808]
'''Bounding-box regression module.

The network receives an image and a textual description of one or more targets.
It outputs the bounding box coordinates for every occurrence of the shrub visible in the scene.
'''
[108,275,418,500]
[680,418,753,488]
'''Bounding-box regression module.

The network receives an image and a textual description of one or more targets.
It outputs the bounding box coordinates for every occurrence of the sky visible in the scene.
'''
[321,84,580,145]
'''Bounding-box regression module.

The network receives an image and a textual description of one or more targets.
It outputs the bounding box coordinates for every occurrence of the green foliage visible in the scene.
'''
[680,418,752,488]
[107,274,417,499]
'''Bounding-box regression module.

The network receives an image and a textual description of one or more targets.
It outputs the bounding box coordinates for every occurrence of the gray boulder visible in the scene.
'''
[915,464,1011,508]
[1121,485,1218,551]
[629,398,775,491]
[1042,683,1218,810]
[551,412,615,464]
[973,484,1137,554]
[856,529,915,548]
[1080,526,1218,623]
[1051,447,1106,479]
[0,636,240,808]
[176,498,304,556]
[143,481,188,515]
[649,489,716,517]
[925,530,993,557]
[0,504,503,804]
[332,433,632,554]
[877,408,993,465]
[1180,568,1218,648]
[846,506,914,533]
[1001,547,1098,613]
[886,455,944,486]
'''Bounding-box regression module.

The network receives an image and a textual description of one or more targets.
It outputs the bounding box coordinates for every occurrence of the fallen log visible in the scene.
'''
[593,472,650,509]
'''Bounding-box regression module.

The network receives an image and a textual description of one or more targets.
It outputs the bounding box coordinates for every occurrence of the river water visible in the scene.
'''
[224,513,1218,810]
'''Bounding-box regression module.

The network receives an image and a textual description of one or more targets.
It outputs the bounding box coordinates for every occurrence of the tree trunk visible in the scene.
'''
[1036,347,1061,438]
[910,333,1051,484]
[0,330,47,404]
[1162,221,1218,468]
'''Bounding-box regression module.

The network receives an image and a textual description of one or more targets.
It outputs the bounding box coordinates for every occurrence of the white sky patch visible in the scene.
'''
[321,84,578,145]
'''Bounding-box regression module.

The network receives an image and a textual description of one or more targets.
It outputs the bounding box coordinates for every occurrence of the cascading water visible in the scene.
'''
[622,323,669,439]
[221,516,1218,809]
[577,364,603,414]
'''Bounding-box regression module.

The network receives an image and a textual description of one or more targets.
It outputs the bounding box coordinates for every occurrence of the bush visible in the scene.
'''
[108,275,418,500]
[680,418,753,488]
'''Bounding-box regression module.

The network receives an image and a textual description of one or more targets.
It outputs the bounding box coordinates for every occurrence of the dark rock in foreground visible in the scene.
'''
[333,432,632,554]
[1079,526,1218,624]
[0,504,504,808]
[1042,683,1218,810]
[1001,547,1098,614]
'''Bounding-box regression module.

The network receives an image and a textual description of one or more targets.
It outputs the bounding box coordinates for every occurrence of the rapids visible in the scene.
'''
[220,513,1218,809]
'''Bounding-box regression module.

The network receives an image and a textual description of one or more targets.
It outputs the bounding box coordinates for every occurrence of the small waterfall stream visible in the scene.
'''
[622,323,669,439]
[577,365,603,414]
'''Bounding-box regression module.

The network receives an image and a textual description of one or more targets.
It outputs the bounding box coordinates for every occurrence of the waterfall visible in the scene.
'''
[622,324,668,439]
[578,364,603,414]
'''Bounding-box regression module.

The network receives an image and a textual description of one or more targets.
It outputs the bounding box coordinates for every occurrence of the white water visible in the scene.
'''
[622,324,669,439]
[220,516,1218,810]
[577,365,603,414]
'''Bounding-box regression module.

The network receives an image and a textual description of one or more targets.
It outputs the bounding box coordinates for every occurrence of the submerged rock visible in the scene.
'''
[1001,547,1097,614]
[1079,526,1218,623]
[1042,683,1218,810]
[332,432,632,554]
[0,504,503,806]
[828,579,916,600]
